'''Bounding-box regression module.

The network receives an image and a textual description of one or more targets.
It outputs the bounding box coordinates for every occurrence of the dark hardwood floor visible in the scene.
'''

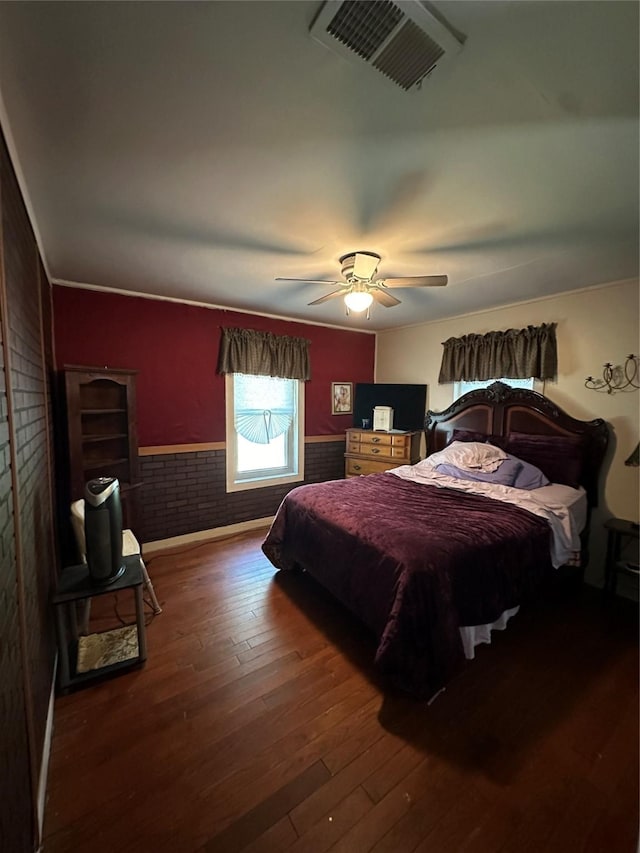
[44,530,638,852]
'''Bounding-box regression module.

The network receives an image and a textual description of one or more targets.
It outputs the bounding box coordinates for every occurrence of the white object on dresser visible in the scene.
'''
[373,406,394,431]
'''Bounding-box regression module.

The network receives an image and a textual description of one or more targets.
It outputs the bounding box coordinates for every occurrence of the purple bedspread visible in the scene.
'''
[262,472,553,699]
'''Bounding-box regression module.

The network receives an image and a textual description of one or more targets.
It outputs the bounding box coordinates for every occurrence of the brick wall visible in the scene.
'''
[139,439,345,543]
[2,137,56,765]
[40,262,59,570]
[0,131,57,851]
[0,250,32,853]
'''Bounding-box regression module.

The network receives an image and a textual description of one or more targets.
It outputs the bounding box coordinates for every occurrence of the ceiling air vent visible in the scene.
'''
[310,0,464,91]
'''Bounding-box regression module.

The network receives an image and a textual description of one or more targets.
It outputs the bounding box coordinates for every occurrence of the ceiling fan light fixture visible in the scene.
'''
[277,249,448,314]
[344,289,374,312]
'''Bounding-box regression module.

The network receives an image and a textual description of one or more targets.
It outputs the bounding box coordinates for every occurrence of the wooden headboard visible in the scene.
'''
[424,382,609,507]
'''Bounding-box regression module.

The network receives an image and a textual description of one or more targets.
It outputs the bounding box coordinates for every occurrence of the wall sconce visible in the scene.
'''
[585,354,639,394]
[625,443,639,467]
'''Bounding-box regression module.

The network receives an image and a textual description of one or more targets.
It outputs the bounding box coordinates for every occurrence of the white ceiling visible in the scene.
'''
[0,0,637,331]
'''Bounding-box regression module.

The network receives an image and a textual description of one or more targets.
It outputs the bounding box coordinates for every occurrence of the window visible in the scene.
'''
[453,377,543,400]
[225,373,304,492]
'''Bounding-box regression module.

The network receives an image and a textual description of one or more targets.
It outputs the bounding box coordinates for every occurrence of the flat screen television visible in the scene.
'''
[354,383,427,432]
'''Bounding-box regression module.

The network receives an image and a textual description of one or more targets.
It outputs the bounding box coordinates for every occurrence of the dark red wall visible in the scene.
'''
[52,286,376,446]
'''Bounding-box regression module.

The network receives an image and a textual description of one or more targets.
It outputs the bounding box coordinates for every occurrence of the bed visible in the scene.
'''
[262,382,608,699]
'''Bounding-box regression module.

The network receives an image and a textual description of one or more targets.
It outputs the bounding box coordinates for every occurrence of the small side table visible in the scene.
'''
[603,518,640,596]
[52,554,147,692]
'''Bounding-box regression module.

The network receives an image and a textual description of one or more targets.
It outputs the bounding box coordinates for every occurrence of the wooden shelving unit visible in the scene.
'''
[63,366,140,528]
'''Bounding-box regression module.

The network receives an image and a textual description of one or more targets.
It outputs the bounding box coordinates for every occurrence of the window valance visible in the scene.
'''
[438,322,557,383]
[217,327,311,380]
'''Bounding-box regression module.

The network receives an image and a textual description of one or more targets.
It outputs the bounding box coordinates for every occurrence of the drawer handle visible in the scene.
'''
[371,448,380,454]
[353,464,361,471]
[372,437,381,443]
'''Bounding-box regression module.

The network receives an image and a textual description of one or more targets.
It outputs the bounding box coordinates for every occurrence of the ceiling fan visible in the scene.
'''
[275,251,447,316]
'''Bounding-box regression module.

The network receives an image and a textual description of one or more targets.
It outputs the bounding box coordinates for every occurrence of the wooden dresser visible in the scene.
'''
[345,429,422,477]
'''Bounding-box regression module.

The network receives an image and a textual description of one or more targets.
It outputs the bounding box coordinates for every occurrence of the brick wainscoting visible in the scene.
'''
[138,438,346,543]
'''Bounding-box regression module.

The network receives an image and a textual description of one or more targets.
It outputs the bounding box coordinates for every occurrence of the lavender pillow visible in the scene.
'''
[511,458,550,490]
[435,456,523,486]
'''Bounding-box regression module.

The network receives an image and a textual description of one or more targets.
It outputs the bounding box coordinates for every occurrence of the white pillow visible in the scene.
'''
[421,441,508,472]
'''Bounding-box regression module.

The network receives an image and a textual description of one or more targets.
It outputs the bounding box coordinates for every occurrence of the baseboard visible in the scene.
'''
[141,516,274,555]
[36,661,56,851]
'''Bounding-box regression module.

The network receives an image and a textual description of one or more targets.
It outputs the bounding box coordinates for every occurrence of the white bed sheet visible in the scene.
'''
[459,606,520,659]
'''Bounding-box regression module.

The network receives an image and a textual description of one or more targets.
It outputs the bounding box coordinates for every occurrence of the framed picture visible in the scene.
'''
[332,382,353,415]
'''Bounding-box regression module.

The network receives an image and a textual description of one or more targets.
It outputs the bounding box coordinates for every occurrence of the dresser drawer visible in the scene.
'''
[354,443,409,460]
[345,457,399,476]
[348,430,411,448]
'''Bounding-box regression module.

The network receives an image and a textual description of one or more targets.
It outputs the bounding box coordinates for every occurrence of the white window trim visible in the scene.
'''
[225,373,305,493]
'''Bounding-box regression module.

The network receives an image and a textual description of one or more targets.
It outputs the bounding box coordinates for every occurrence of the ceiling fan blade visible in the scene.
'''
[275,277,342,285]
[380,275,448,288]
[353,252,380,280]
[308,289,346,306]
[371,287,401,308]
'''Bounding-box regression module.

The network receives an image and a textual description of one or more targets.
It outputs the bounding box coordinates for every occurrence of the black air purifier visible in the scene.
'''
[84,477,125,585]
